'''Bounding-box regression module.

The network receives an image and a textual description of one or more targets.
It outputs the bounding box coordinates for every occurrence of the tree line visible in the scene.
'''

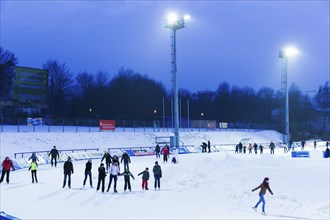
[0,47,329,140]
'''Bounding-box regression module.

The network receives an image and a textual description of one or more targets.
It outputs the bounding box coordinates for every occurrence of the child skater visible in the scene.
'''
[138,167,149,190]
[252,177,273,215]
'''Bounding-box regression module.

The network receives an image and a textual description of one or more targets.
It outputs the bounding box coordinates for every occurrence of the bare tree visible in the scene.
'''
[0,47,18,100]
[42,60,73,117]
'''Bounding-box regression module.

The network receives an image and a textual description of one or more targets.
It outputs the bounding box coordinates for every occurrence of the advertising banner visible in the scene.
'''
[27,117,43,126]
[130,148,155,156]
[13,66,48,104]
[99,120,115,131]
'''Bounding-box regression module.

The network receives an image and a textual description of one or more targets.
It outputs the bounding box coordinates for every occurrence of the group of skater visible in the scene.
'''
[155,144,178,164]
[235,142,265,154]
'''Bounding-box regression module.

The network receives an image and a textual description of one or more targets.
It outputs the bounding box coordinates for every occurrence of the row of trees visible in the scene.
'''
[1,47,329,139]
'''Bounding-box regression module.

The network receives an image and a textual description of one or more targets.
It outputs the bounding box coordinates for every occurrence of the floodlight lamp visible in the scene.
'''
[167,13,178,25]
[284,47,299,58]
[183,14,191,21]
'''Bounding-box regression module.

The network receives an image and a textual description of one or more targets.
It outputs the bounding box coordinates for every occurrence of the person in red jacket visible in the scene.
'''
[0,157,15,184]
[161,145,170,163]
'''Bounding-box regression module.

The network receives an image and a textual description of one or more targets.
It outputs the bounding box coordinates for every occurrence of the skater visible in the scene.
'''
[238,142,243,153]
[269,142,275,154]
[0,157,15,184]
[62,157,74,188]
[253,143,258,154]
[28,160,38,183]
[248,143,253,154]
[301,140,306,151]
[155,144,161,158]
[107,162,120,193]
[235,144,239,153]
[101,151,112,173]
[259,144,264,154]
[314,140,317,149]
[112,155,120,166]
[138,167,150,190]
[96,163,107,193]
[161,145,170,163]
[28,153,39,162]
[201,142,207,153]
[119,168,135,192]
[49,146,60,167]
[83,159,93,188]
[153,161,162,190]
[171,147,179,164]
[252,177,273,215]
[120,152,131,170]
[207,140,211,153]
[325,146,330,158]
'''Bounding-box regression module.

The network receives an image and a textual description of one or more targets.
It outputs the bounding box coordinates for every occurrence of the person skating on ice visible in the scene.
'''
[49,146,60,167]
[119,168,135,192]
[83,159,93,188]
[0,157,15,184]
[107,162,120,193]
[96,163,107,193]
[138,167,150,190]
[28,160,38,183]
[153,161,162,190]
[252,177,273,215]
[62,157,74,188]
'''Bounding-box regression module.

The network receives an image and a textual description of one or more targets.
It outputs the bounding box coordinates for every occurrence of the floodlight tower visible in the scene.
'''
[165,13,190,148]
[279,47,299,144]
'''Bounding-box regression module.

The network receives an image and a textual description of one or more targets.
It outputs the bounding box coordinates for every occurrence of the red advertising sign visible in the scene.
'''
[99,120,115,131]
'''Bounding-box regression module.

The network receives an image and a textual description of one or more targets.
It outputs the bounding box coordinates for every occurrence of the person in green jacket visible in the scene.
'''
[28,161,38,183]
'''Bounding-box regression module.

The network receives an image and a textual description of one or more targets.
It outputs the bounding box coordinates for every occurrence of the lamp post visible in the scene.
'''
[88,108,92,132]
[165,13,190,148]
[279,47,298,144]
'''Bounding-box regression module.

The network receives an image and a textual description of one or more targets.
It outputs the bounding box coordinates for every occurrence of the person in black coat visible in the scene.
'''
[49,146,60,167]
[153,161,162,190]
[96,163,107,193]
[62,157,74,188]
[101,151,112,173]
[83,159,93,188]
[119,168,135,192]
[120,152,131,170]
[155,144,161,158]
[207,140,211,153]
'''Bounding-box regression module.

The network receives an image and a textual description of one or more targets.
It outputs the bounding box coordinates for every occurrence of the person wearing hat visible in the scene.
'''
[252,177,274,215]
[83,159,93,188]
[96,163,107,193]
[138,167,150,190]
[0,157,15,184]
[62,157,74,188]
[28,152,39,162]
[153,161,162,190]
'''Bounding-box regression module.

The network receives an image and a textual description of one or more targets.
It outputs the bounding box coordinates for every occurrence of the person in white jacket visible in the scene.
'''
[171,147,179,164]
[107,162,120,193]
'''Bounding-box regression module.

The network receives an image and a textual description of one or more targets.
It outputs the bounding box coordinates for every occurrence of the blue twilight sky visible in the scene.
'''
[0,0,329,93]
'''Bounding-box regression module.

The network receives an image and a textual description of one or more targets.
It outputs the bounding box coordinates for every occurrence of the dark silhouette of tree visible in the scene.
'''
[0,47,18,100]
[315,81,330,110]
[106,67,167,120]
[42,60,73,117]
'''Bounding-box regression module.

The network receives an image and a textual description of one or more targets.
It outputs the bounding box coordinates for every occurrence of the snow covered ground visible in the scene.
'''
[0,130,329,219]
